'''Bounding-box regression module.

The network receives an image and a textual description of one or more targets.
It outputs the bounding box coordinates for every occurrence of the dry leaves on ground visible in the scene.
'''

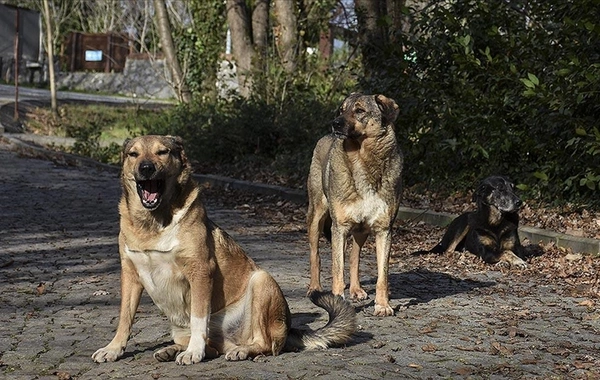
[203,186,600,301]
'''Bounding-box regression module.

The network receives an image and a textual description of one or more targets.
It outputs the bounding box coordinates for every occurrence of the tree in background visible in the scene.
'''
[274,0,298,74]
[153,0,191,103]
[225,0,342,99]
[41,0,58,116]
[225,0,256,98]
[183,1,226,101]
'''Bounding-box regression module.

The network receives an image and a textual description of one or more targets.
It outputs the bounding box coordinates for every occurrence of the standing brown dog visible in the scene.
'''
[92,135,355,365]
[307,94,403,317]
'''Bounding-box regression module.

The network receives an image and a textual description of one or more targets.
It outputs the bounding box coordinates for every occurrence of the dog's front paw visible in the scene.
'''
[307,285,323,296]
[92,345,124,363]
[349,286,368,301]
[509,258,527,269]
[176,348,205,365]
[374,303,395,317]
[498,251,527,269]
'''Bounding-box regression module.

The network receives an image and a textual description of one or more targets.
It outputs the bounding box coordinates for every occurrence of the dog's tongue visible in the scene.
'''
[141,180,159,202]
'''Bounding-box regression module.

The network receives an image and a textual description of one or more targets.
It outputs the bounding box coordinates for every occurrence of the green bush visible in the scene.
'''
[364,0,600,206]
[66,0,599,209]
[142,47,358,186]
[144,90,348,186]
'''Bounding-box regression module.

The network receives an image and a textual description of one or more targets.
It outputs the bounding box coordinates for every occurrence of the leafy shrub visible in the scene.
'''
[144,57,356,187]
[367,0,600,206]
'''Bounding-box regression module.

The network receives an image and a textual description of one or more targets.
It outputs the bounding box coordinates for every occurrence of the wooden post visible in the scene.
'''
[14,7,19,121]
[70,33,77,72]
[105,33,112,73]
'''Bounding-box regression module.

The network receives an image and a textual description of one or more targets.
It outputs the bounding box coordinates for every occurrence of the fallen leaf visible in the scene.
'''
[36,282,46,296]
[421,344,437,352]
[489,341,512,356]
[565,253,583,261]
[573,360,594,369]
[578,299,595,307]
[383,354,396,363]
[55,371,71,380]
[454,367,472,376]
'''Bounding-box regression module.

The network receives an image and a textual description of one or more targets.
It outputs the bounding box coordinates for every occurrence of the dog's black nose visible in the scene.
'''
[332,117,343,130]
[139,161,156,179]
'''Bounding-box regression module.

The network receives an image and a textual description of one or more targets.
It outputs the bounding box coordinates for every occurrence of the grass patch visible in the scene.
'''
[23,103,168,164]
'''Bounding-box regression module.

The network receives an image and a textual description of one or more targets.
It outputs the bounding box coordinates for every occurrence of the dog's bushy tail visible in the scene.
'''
[285,291,356,351]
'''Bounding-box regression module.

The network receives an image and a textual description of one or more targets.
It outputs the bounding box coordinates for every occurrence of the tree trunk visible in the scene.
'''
[226,0,255,98]
[252,0,269,72]
[153,0,191,103]
[355,0,388,85]
[274,0,298,74]
[42,0,58,116]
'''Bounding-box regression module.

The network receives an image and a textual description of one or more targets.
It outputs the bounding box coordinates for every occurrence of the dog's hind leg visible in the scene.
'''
[154,325,190,362]
[223,270,289,361]
[431,213,470,254]
[349,232,369,301]
[154,328,218,362]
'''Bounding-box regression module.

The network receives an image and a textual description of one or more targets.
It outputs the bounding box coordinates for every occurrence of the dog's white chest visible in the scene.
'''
[348,165,390,226]
[124,244,191,327]
[349,190,389,226]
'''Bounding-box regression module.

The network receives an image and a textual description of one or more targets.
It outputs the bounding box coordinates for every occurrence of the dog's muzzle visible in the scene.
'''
[495,195,523,213]
[135,161,164,210]
[331,117,349,138]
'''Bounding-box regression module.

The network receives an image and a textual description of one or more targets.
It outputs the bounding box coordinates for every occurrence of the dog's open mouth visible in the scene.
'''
[136,179,164,209]
[332,130,347,139]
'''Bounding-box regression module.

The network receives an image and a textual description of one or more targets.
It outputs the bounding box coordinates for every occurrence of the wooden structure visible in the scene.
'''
[62,32,129,73]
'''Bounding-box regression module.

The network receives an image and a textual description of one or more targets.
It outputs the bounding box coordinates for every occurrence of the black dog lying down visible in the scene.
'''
[430,176,527,268]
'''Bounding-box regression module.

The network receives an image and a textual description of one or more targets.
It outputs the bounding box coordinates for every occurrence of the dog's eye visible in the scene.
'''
[157,149,170,156]
[127,152,139,158]
[355,108,366,115]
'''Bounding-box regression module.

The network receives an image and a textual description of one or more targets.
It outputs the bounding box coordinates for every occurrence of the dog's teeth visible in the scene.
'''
[143,190,158,202]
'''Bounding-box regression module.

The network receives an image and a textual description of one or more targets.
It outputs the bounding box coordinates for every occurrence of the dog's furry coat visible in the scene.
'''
[431,175,526,267]
[92,135,355,365]
[307,94,403,316]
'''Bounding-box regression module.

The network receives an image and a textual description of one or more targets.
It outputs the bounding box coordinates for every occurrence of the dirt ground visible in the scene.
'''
[1,139,599,380]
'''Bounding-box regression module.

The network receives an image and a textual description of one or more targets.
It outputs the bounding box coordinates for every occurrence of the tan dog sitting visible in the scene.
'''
[92,135,356,365]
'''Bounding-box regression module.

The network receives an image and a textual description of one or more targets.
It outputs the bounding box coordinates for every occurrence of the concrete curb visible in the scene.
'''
[195,173,307,204]
[395,206,600,255]
[2,132,598,256]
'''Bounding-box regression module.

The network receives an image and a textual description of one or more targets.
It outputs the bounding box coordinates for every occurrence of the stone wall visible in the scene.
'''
[56,57,175,100]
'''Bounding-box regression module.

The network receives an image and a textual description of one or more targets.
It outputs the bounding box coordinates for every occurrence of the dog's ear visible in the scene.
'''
[120,138,133,164]
[375,95,399,125]
[472,182,490,204]
[166,135,189,166]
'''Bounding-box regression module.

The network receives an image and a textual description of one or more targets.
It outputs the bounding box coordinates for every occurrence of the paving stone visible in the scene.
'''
[1,140,599,379]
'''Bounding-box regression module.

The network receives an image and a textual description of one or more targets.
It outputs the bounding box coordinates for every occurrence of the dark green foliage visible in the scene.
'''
[367,0,600,206]
[129,0,600,208]
[67,118,121,164]
[177,1,227,99]
[144,88,347,186]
